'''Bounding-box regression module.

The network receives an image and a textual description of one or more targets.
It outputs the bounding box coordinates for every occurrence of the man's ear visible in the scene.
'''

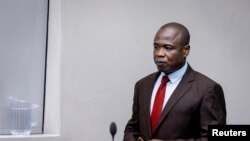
[183,44,190,58]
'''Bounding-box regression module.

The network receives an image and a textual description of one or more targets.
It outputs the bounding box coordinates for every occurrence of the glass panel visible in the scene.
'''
[0,0,48,134]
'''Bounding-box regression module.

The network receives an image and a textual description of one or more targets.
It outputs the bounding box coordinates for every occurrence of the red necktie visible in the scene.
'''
[151,76,169,133]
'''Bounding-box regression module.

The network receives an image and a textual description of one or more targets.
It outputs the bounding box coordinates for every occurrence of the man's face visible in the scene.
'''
[153,27,190,72]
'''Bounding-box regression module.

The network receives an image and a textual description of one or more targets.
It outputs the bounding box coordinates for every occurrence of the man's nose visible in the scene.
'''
[155,47,165,56]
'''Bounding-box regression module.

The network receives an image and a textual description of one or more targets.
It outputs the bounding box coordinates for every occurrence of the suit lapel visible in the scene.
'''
[143,72,160,138]
[155,66,195,132]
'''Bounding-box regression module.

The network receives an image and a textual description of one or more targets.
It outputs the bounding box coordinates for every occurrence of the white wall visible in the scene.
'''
[2,0,250,141]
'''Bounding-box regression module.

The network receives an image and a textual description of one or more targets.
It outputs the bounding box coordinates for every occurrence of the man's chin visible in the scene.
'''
[157,67,173,75]
[157,67,168,72]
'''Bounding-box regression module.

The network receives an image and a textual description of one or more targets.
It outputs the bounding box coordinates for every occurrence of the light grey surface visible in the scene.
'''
[60,0,250,141]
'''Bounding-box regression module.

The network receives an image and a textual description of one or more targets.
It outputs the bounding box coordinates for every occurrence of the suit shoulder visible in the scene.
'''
[193,70,220,86]
[136,72,159,84]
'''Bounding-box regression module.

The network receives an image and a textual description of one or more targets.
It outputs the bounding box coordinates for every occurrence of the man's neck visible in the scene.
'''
[163,61,186,75]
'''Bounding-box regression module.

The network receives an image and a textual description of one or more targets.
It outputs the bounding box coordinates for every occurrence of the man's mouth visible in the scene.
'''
[155,61,166,66]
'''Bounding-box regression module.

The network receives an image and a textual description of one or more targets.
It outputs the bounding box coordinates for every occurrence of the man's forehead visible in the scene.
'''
[155,27,182,40]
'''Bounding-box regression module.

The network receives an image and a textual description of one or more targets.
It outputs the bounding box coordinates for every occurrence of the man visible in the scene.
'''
[123,22,226,141]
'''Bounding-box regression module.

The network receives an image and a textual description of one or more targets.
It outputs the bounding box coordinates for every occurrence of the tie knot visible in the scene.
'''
[161,76,169,84]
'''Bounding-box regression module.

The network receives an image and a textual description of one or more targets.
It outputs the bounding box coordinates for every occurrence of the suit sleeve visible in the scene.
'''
[199,83,227,135]
[164,84,227,141]
[123,82,140,141]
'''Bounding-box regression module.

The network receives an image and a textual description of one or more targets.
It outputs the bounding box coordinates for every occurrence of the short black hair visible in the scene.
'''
[160,22,190,45]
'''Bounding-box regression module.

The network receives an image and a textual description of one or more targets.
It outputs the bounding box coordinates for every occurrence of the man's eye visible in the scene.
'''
[154,46,159,49]
[164,46,174,50]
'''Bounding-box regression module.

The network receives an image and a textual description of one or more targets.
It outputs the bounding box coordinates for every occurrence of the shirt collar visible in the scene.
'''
[160,61,188,84]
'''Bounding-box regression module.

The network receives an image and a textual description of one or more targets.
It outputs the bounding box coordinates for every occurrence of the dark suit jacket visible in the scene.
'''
[123,65,226,141]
